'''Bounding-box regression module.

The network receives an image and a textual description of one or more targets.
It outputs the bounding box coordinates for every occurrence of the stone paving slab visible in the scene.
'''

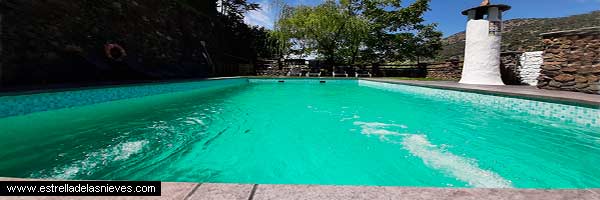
[252,185,600,200]
[362,78,600,107]
[0,178,598,200]
[187,183,255,200]
[0,182,197,200]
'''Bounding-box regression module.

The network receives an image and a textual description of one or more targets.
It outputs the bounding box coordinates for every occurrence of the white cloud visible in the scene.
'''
[244,0,275,29]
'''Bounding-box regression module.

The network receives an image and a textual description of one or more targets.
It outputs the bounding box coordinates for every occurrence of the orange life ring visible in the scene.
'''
[104,43,127,61]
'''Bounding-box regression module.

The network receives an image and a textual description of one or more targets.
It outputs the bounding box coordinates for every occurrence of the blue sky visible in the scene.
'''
[244,0,600,37]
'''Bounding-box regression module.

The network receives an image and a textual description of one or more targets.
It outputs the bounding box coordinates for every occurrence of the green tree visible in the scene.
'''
[179,0,219,16]
[275,1,369,68]
[359,0,442,63]
[180,0,279,66]
[249,27,281,59]
[274,0,442,66]
[338,0,370,65]
[219,0,260,20]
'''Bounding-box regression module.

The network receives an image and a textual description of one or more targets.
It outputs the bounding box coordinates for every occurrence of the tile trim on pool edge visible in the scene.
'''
[0,77,249,118]
[359,80,600,128]
[0,77,246,97]
[361,78,600,108]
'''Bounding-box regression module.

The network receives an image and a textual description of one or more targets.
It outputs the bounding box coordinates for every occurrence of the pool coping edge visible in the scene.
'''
[0,178,598,200]
[360,78,600,108]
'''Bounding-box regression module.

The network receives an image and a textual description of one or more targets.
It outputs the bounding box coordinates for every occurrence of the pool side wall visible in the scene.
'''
[0,77,248,118]
[359,80,600,128]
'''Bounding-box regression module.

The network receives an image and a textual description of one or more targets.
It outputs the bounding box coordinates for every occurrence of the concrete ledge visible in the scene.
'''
[246,76,358,80]
[0,180,598,200]
[187,183,255,200]
[361,78,600,108]
[0,181,198,200]
[252,185,600,200]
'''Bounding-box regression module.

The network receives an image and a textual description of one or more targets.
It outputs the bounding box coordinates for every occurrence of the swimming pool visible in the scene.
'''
[0,78,598,188]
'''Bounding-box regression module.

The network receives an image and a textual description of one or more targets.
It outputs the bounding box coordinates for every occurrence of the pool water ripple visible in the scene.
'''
[0,80,598,188]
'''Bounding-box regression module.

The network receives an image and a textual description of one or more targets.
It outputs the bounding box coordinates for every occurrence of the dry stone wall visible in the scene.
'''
[426,59,463,80]
[500,52,523,85]
[254,54,542,84]
[538,27,600,94]
[519,51,544,86]
[500,51,543,86]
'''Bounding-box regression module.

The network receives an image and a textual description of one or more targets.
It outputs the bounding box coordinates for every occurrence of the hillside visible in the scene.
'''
[438,11,600,59]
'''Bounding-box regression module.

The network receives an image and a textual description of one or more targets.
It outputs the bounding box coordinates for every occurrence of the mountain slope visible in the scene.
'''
[438,11,600,59]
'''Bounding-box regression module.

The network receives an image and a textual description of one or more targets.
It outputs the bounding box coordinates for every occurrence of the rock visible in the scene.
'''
[537,81,548,87]
[549,80,561,87]
[542,70,560,77]
[561,85,576,90]
[578,67,600,74]
[536,75,550,81]
[44,52,59,61]
[50,41,60,47]
[545,49,562,54]
[575,75,588,83]
[575,83,589,89]
[555,58,567,62]
[562,81,576,86]
[543,39,552,44]
[560,67,578,73]
[553,74,575,82]
[64,45,83,54]
[111,2,122,10]
[587,75,599,83]
[586,84,600,91]
[541,64,561,71]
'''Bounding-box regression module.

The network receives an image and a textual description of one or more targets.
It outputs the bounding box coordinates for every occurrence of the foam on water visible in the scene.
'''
[354,121,513,188]
[39,140,149,179]
[184,117,205,126]
[353,122,406,140]
[113,140,149,161]
[401,135,513,188]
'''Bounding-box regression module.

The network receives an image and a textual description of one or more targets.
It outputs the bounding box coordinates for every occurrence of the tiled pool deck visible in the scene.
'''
[362,78,600,107]
[0,179,598,200]
[2,78,599,199]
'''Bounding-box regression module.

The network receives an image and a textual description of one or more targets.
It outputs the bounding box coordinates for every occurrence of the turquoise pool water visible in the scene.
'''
[0,78,599,188]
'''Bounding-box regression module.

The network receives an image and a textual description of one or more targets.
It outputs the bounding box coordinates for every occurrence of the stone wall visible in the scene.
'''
[428,53,541,84]
[253,53,540,83]
[500,51,543,86]
[426,59,462,80]
[0,0,257,90]
[500,52,523,85]
[519,51,544,86]
[538,27,600,94]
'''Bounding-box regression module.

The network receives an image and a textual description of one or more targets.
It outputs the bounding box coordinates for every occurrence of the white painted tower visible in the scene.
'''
[459,4,511,85]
